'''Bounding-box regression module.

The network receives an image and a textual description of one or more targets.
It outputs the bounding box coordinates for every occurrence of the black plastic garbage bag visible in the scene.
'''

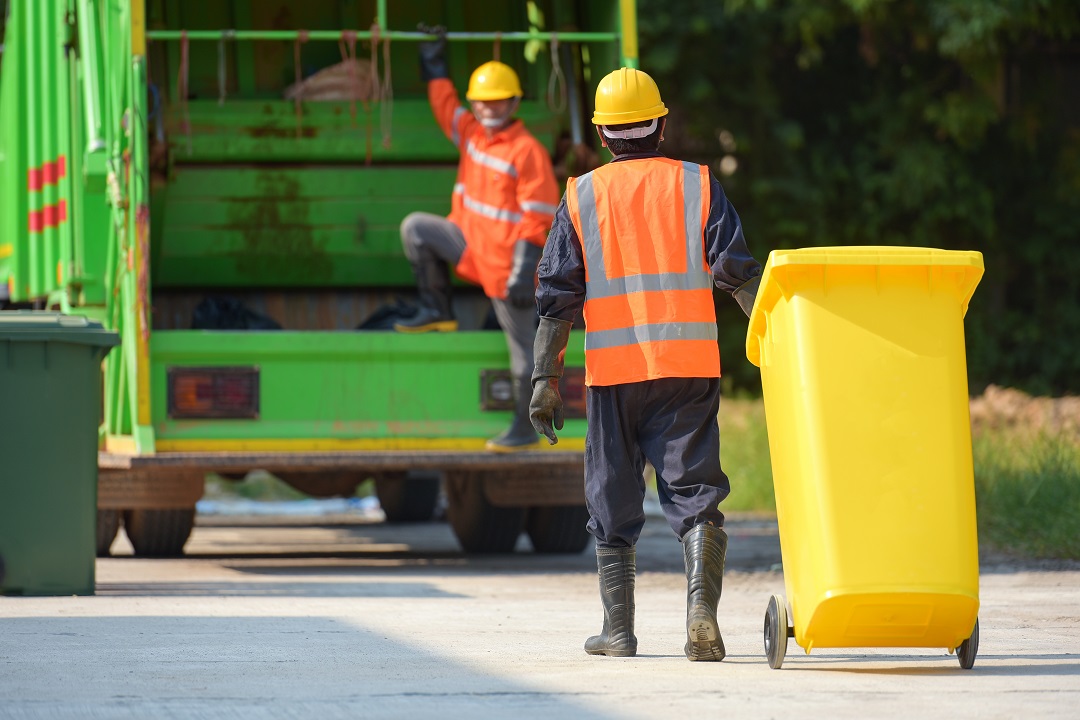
[356,298,419,330]
[191,296,282,330]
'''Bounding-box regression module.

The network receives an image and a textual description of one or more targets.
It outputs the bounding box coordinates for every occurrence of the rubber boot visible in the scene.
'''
[394,257,458,333]
[486,376,542,452]
[683,523,728,661]
[585,546,638,657]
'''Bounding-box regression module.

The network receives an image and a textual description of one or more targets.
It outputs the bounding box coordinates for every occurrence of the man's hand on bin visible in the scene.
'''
[506,240,543,308]
[417,23,448,82]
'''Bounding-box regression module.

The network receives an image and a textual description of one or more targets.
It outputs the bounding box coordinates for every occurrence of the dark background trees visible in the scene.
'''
[638,0,1080,395]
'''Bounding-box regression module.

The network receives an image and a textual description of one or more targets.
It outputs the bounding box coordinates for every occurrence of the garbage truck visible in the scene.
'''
[0,0,640,556]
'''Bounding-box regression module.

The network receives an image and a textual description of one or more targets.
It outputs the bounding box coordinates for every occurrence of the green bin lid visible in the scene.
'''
[0,311,120,347]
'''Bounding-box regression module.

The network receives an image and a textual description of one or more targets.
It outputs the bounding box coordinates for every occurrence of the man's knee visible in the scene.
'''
[400,212,428,261]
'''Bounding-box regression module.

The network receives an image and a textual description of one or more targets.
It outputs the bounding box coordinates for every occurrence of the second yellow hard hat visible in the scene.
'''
[466,61,523,101]
[592,67,668,125]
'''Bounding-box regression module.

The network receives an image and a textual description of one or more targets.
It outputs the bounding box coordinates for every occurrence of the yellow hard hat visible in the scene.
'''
[592,67,668,125]
[466,61,523,101]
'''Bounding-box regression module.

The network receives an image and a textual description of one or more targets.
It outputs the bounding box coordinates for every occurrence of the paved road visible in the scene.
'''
[1,512,1078,719]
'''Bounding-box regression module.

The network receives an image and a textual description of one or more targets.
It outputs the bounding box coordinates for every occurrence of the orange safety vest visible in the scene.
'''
[428,79,560,299]
[565,157,720,386]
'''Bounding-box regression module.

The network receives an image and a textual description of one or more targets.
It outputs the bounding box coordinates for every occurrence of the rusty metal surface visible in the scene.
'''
[99,449,585,473]
[98,470,206,509]
[480,468,586,508]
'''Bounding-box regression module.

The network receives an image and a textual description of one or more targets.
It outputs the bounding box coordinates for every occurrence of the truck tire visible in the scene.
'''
[96,510,121,557]
[526,505,592,554]
[275,471,361,498]
[122,509,195,557]
[445,471,525,554]
[375,472,441,523]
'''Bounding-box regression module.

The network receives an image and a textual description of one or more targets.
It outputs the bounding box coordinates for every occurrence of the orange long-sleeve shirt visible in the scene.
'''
[428,78,560,299]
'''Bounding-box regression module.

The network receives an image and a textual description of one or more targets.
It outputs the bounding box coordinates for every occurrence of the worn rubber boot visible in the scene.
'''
[585,546,638,657]
[394,258,458,333]
[486,376,542,452]
[683,523,728,661]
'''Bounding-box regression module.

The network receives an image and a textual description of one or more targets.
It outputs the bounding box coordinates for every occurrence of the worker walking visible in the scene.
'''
[396,27,561,452]
[530,68,762,660]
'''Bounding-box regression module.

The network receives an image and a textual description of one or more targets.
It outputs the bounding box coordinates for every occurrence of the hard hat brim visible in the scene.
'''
[591,103,668,126]
[466,90,523,102]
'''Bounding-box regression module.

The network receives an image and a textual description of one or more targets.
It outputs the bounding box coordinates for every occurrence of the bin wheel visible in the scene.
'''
[957,618,979,669]
[764,594,789,669]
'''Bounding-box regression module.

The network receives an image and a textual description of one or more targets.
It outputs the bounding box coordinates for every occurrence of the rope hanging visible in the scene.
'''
[293,30,309,138]
[177,30,191,155]
[547,34,567,114]
[338,30,359,125]
[380,32,393,149]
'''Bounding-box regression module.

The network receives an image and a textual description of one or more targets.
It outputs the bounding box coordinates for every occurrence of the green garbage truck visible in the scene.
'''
[0,0,640,556]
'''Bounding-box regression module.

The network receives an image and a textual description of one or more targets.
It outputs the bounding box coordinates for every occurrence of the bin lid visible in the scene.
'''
[0,311,120,347]
[745,247,984,367]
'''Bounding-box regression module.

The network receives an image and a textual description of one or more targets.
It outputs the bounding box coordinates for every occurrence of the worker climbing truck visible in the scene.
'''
[0,1,641,555]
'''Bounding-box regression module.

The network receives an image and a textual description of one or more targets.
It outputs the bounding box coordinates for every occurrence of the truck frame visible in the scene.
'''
[1,0,640,555]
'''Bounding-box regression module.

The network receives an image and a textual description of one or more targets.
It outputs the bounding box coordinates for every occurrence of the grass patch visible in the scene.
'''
[719,397,776,512]
[973,430,1080,560]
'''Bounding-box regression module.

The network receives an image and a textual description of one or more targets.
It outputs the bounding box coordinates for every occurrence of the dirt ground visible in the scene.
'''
[1,512,1078,719]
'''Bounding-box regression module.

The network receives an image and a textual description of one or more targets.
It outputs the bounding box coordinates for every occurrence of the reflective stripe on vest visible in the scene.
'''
[450,107,467,148]
[465,140,518,178]
[568,158,720,385]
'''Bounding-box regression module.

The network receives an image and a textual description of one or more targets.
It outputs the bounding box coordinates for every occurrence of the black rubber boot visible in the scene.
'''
[683,523,728,661]
[585,546,638,657]
[394,258,457,333]
[486,376,541,452]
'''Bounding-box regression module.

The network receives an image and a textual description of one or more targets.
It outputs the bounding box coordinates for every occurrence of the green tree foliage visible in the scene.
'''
[640,0,1080,394]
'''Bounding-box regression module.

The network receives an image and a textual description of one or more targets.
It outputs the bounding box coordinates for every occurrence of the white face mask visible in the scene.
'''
[479,116,509,129]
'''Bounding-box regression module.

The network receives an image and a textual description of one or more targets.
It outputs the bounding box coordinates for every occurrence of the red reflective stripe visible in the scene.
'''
[27,200,68,233]
[27,156,68,191]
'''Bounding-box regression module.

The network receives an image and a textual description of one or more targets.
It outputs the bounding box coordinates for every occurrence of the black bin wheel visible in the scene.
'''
[764,594,789,669]
[957,617,979,669]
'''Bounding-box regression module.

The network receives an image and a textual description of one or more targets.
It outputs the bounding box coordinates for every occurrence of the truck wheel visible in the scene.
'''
[445,472,525,554]
[122,509,195,557]
[96,510,121,557]
[526,505,592,554]
[375,472,441,523]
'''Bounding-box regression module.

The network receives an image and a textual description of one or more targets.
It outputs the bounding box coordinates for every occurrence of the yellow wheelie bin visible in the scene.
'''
[745,247,984,669]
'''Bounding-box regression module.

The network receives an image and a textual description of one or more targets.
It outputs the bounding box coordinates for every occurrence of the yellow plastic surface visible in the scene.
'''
[746,247,984,652]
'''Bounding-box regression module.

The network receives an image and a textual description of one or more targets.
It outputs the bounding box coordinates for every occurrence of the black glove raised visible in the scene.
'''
[529,316,572,445]
[417,23,449,82]
[506,240,543,309]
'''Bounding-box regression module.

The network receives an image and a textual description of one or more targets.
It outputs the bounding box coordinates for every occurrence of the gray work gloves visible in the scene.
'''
[506,240,544,309]
[733,273,761,318]
[529,316,572,445]
[417,24,449,82]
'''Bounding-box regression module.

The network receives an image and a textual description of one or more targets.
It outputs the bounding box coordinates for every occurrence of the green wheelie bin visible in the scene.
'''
[0,312,119,595]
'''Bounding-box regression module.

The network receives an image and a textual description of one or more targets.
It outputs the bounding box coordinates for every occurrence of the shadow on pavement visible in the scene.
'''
[0,616,619,719]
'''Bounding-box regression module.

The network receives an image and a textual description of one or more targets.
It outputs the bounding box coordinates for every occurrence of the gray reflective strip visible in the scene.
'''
[585,322,717,351]
[577,164,710,300]
[462,193,522,223]
[682,161,705,273]
[451,107,466,147]
[466,140,518,178]
[520,200,558,216]
[453,183,465,195]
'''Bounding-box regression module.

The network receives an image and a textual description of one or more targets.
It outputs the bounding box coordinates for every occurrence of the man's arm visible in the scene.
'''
[704,171,762,317]
[535,195,587,324]
[427,79,478,149]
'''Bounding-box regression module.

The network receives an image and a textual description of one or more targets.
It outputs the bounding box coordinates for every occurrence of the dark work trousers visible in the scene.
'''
[400,211,538,393]
[585,377,729,548]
